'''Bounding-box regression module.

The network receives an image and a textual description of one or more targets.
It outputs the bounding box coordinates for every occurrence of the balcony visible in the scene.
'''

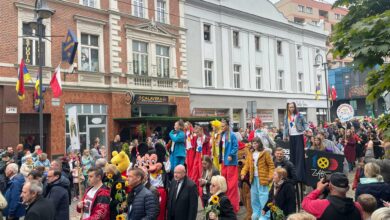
[127,74,188,92]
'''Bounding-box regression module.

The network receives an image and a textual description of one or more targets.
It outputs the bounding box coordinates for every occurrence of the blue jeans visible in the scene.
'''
[251,176,270,220]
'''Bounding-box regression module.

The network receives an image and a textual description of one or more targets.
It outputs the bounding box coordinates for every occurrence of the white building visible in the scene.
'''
[185,0,329,128]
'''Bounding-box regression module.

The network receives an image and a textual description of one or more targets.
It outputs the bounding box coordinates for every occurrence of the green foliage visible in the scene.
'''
[122,142,130,156]
[331,0,390,141]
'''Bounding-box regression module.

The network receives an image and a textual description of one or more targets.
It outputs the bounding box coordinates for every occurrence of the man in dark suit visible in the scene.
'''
[21,180,55,220]
[167,164,198,220]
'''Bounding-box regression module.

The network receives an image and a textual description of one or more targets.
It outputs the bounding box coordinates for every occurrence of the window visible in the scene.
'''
[255,36,260,51]
[156,0,166,23]
[133,41,148,76]
[156,45,169,78]
[335,13,341,20]
[133,0,144,18]
[277,70,284,90]
[306,7,313,14]
[298,5,304,12]
[80,34,99,72]
[82,0,96,7]
[294,17,305,24]
[233,65,241,89]
[298,72,303,92]
[233,31,239,47]
[319,10,328,18]
[22,23,45,66]
[256,67,262,90]
[204,61,213,87]
[204,24,211,41]
[277,40,282,55]
[297,45,302,59]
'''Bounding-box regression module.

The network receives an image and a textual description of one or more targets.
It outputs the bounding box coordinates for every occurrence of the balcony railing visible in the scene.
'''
[127,74,187,92]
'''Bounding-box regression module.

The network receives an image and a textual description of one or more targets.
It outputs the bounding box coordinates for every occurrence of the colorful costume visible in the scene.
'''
[241,149,275,220]
[185,126,196,179]
[190,133,210,187]
[238,142,252,220]
[169,129,186,169]
[220,128,240,213]
[210,120,222,171]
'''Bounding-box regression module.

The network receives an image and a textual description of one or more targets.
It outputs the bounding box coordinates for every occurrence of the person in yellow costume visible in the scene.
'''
[210,120,222,171]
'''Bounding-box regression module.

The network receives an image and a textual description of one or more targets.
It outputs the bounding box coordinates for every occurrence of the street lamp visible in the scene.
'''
[29,0,55,150]
[314,53,330,122]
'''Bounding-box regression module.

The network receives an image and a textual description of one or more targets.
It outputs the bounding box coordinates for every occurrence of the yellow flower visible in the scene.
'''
[116,214,125,220]
[107,173,113,179]
[211,195,220,205]
[116,183,123,190]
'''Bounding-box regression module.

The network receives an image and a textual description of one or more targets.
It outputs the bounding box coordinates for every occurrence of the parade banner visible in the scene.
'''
[305,149,345,186]
[275,140,290,160]
[68,106,80,150]
[337,104,354,122]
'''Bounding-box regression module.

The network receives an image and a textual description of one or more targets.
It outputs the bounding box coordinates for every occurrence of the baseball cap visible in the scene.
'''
[330,172,349,188]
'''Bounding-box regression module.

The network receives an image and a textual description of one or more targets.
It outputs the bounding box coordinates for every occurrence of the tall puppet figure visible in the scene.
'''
[210,120,222,171]
[220,120,239,213]
[248,117,275,151]
[184,121,196,177]
[169,120,186,170]
[191,126,210,186]
[283,102,308,182]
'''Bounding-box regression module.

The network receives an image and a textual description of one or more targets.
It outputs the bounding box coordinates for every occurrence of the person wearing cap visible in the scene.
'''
[302,172,362,219]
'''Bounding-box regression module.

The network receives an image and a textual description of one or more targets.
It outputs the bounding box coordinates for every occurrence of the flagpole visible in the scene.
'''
[38,17,44,150]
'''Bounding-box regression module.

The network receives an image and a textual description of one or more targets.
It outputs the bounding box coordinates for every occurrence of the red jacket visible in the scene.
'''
[77,185,110,220]
[302,189,363,219]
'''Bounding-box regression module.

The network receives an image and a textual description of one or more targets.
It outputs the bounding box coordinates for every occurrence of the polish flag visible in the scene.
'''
[50,65,62,98]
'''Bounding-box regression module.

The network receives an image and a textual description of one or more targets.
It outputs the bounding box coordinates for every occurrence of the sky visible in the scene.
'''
[270,0,337,4]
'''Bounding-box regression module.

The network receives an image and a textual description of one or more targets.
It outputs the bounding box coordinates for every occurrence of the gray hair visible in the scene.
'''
[371,207,390,220]
[28,180,43,196]
[331,184,349,194]
[6,163,18,174]
[95,158,107,169]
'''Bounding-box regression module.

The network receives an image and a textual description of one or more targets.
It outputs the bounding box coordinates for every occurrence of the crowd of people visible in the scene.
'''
[0,102,389,220]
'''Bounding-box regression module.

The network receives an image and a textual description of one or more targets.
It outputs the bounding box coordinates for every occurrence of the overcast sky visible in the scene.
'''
[270,0,336,4]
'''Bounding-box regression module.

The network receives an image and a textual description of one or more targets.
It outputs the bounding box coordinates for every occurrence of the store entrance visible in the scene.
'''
[19,114,51,153]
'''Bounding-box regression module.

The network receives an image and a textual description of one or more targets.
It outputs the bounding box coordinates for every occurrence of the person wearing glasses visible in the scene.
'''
[206,175,237,220]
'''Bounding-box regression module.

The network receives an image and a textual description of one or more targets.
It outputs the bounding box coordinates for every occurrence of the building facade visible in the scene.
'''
[0,0,189,157]
[275,0,352,68]
[185,0,328,129]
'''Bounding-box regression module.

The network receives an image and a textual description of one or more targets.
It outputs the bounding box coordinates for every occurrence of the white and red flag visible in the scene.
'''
[50,64,62,98]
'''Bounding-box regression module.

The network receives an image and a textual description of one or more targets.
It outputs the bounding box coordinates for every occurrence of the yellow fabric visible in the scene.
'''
[111,151,130,173]
[241,150,275,186]
[211,131,221,171]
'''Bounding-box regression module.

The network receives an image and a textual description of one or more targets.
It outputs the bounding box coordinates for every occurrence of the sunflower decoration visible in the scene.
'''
[107,173,113,179]
[116,182,123,190]
[210,195,220,205]
[267,202,285,220]
[114,182,127,202]
[115,214,126,220]
[204,195,221,217]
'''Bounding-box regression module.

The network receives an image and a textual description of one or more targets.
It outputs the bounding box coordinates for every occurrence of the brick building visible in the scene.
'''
[0,0,189,158]
[275,0,352,68]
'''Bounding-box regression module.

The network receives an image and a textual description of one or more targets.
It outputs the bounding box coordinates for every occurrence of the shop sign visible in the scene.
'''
[6,106,17,114]
[287,99,327,108]
[233,113,241,122]
[51,98,60,106]
[135,95,168,104]
[337,104,354,122]
[257,109,273,123]
[193,108,228,117]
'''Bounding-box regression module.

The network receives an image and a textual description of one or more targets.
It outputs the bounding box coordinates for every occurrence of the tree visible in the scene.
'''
[331,0,390,140]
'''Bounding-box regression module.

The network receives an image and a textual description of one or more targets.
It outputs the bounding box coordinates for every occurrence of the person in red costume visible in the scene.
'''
[184,122,196,180]
[191,126,210,187]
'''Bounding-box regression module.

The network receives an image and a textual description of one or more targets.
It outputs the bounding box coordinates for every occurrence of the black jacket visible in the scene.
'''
[44,176,70,220]
[273,159,298,184]
[127,183,159,220]
[319,195,361,220]
[208,192,237,220]
[25,196,55,220]
[355,182,390,208]
[263,180,296,217]
[167,176,198,220]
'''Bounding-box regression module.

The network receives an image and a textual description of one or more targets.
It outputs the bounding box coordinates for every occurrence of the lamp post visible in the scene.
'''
[314,53,330,122]
[30,0,55,150]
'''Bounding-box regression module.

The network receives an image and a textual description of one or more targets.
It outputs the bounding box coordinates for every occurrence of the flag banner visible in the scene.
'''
[62,29,78,65]
[305,149,345,186]
[68,106,80,151]
[275,139,290,161]
[33,74,46,112]
[16,59,31,100]
[315,83,321,100]
[50,65,62,98]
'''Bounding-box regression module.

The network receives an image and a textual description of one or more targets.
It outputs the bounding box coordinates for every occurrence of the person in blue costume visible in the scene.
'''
[169,120,186,170]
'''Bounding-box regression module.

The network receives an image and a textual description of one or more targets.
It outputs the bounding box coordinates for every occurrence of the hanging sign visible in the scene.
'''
[336,104,354,122]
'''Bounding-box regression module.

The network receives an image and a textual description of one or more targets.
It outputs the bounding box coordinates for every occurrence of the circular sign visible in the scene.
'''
[337,104,354,122]
[91,117,103,124]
